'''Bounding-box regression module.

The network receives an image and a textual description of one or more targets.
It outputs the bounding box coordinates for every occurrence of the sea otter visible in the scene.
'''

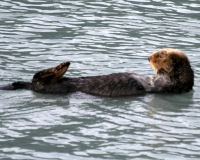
[0,48,194,97]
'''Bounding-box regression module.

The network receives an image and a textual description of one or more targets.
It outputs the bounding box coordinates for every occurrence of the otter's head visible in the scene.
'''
[149,48,194,92]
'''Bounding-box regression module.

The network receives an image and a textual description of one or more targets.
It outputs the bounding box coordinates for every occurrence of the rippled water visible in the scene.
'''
[0,0,200,159]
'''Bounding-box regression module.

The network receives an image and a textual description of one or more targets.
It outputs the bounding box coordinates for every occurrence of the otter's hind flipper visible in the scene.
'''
[32,61,70,85]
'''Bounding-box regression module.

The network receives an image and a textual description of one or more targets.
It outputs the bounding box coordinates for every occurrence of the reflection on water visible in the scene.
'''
[0,0,200,160]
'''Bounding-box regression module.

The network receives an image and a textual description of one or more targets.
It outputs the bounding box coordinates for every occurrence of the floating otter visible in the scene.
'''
[0,48,194,97]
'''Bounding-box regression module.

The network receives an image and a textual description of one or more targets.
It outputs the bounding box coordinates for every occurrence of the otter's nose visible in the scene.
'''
[148,57,150,62]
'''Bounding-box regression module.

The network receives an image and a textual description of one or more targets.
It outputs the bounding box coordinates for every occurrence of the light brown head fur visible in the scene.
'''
[149,48,189,73]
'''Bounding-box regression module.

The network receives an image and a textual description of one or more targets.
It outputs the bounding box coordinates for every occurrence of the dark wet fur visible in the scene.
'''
[30,73,149,96]
[79,73,146,97]
[0,81,31,90]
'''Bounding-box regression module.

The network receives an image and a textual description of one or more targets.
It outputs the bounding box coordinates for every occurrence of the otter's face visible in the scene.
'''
[148,49,173,73]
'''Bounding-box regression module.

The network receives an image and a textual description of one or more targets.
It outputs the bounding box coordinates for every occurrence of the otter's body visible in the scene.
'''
[31,73,152,96]
[77,73,151,96]
[0,48,194,97]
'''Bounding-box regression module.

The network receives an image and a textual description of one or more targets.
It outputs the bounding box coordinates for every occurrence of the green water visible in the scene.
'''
[0,0,200,160]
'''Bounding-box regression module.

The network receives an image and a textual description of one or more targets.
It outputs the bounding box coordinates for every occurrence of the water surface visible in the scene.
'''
[0,0,200,160]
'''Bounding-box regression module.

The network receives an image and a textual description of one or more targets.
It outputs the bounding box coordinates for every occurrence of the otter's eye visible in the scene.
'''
[156,54,162,59]
[157,54,165,59]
